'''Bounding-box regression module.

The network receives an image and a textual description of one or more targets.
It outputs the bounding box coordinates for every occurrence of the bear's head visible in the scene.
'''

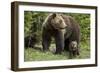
[50,13,67,30]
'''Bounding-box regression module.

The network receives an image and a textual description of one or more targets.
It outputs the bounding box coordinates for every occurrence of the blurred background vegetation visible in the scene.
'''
[24,11,90,43]
[24,11,90,61]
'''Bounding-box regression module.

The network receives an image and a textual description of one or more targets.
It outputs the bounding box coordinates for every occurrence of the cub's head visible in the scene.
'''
[50,13,67,30]
[70,41,77,51]
[69,41,79,56]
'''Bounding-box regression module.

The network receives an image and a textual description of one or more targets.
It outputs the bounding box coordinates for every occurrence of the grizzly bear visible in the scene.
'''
[69,41,79,58]
[42,13,80,55]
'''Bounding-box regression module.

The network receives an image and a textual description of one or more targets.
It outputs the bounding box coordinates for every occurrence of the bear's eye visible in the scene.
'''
[59,20,62,24]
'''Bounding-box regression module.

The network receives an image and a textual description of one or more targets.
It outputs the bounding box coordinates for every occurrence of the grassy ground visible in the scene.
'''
[24,41,90,61]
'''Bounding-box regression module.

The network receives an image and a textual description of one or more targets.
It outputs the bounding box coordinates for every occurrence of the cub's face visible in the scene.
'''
[71,41,77,51]
[50,14,67,30]
[69,41,80,56]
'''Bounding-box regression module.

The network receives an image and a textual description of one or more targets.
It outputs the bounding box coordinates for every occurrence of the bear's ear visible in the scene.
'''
[52,13,56,19]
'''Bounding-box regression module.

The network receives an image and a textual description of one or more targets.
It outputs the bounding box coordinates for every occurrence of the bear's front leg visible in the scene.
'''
[55,30,64,54]
[42,29,51,52]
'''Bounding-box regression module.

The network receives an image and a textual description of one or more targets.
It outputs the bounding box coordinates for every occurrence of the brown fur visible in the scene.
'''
[69,41,79,58]
[42,13,80,55]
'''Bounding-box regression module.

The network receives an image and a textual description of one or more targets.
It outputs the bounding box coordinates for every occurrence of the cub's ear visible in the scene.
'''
[52,13,56,19]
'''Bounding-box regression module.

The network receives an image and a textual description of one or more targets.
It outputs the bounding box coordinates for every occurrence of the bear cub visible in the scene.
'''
[69,41,80,58]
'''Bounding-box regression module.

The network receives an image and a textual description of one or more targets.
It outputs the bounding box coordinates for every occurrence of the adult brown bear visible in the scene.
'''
[42,13,80,55]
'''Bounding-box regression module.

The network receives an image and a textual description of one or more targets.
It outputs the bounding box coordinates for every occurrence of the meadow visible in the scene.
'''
[24,41,90,61]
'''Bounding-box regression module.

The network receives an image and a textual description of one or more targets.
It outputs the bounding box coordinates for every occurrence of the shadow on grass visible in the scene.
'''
[33,46,43,51]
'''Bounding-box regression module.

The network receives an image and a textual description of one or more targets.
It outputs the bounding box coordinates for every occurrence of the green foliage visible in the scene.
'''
[24,11,33,37]
[24,12,49,42]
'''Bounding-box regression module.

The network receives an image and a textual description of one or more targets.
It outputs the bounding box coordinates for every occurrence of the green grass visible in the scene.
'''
[24,41,90,61]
